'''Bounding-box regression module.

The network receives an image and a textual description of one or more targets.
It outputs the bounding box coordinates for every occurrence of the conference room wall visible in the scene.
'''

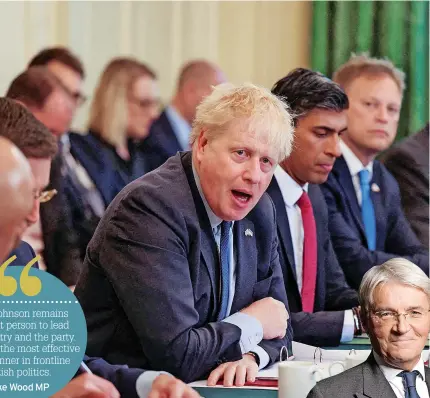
[0,1,311,131]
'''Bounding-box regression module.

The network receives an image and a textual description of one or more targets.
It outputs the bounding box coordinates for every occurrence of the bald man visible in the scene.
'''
[140,59,226,168]
[0,137,34,262]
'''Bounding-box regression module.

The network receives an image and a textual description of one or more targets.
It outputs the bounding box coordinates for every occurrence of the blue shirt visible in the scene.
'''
[165,105,192,151]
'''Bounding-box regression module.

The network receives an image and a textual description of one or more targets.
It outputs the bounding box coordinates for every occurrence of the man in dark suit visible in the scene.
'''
[75,83,295,385]
[6,66,91,286]
[307,258,430,398]
[321,54,429,290]
[0,98,58,265]
[140,59,226,169]
[268,68,360,347]
[382,123,429,249]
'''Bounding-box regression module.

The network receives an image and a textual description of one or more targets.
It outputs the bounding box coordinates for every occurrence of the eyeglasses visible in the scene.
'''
[34,189,57,203]
[371,309,430,325]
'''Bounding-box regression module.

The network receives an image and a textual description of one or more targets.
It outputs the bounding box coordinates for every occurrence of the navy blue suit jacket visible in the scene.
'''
[78,356,143,398]
[75,152,293,383]
[69,132,151,206]
[8,241,38,268]
[267,179,358,347]
[138,110,182,170]
[321,156,429,290]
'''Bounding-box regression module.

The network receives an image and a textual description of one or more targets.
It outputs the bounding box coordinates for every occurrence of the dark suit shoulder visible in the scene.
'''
[8,241,38,268]
[114,153,191,210]
[97,153,193,246]
[248,192,276,220]
[69,132,109,168]
[309,364,365,396]
[373,160,402,196]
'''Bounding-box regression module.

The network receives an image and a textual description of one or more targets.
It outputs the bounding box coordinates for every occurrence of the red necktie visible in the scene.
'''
[297,191,317,312]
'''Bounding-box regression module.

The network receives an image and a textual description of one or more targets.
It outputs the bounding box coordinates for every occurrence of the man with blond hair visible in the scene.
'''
[321,54,429,290]
[140,59,226,168]
[307,258,430,397]
[75,83,295,385]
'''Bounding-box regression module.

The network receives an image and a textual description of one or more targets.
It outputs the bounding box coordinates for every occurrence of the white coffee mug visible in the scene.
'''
[278,361,326,398]
[345,350,369,369]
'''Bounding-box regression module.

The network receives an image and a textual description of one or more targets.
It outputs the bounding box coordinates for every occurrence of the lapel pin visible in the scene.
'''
[245,229,253,237]
[371,183,380,193]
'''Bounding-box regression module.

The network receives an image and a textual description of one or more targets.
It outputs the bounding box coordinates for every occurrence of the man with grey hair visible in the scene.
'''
[75,82,294,385]
[140,59,226,168]
[307,258,430,398]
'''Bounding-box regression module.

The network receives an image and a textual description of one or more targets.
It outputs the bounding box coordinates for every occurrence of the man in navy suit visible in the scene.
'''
[75,83,295,385]
[140,59,226,169]
[268,69,360,347]
[321,54,429,290]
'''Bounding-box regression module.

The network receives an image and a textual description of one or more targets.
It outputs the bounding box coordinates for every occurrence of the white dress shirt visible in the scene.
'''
[273,166,354,343]
[340,140,373,206]
[373,351,429,398]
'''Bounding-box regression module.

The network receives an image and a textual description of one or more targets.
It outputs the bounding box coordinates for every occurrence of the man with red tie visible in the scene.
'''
[268,69,361,347]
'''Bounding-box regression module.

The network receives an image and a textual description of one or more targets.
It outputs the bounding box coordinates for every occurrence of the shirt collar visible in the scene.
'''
[340,140,373,179]
[192,161,224,230]
[165,105,192,150]
[373,351,426,383]
[274,166,309,207]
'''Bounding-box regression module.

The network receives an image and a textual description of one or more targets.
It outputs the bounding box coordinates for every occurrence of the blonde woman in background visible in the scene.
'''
[69,57,161,207]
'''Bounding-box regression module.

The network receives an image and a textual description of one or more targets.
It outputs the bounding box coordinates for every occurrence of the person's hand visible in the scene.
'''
[51,373,119,398]
[148,374,201,398]
[240,297,289,340]
[207,354,259,387]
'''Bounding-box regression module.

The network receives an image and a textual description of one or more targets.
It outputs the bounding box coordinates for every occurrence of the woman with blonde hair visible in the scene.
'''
[69,57,160,206]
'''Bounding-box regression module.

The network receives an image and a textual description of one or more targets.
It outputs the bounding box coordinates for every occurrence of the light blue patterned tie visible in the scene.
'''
[217,221,232,321]
[358,169,376,250]
[398,370,421,398]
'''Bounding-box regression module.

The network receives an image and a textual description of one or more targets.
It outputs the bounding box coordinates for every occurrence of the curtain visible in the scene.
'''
[311,1,429,139]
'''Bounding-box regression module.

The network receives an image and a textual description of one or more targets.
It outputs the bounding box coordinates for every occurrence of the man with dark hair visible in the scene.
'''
[140,59,226,169]
[268,68,360,347]
[24,52,104,286]
[321,54,428,289]
[5,68,83,285]
[28,46,86,109]
[7,67,74,138]
[0,97,57,267]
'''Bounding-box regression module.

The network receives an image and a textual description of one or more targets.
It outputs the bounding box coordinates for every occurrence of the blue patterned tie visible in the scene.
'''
[358,169,376,250]
[217,221,232,321]
[398,370,421,398]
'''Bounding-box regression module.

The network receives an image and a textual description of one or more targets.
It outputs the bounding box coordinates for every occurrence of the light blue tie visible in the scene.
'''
[358,169,376,250]
[217,221,232,321]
